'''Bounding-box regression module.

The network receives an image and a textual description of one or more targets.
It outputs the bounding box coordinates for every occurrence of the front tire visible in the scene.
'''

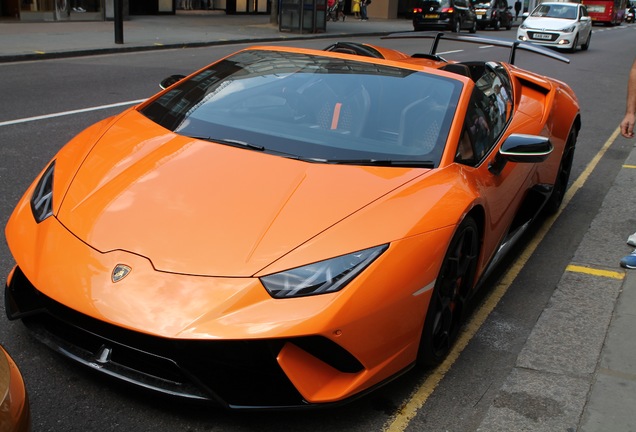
[470,20,477,33]
[581,32,591,51]
[417,216,480,366]
[569,34,579,53]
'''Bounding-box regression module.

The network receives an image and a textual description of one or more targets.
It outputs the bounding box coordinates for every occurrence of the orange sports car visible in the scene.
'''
[4,33,580,409]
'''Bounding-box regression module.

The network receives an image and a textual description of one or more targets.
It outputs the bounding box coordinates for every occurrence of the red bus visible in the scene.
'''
[582,0,626,24]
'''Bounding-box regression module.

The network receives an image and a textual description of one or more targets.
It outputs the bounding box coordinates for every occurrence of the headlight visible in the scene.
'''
[561,25,576,32]
[30,161,55,223]
[261,244,388,299]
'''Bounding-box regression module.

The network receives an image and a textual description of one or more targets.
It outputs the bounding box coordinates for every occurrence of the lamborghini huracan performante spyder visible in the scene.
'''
[5,33,580,410]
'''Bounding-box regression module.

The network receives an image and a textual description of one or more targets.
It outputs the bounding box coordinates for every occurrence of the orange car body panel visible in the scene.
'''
[0,346,31,432]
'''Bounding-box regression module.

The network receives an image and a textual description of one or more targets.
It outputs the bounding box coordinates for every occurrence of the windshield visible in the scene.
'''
[141,51,462,168]
[530,3,578,19]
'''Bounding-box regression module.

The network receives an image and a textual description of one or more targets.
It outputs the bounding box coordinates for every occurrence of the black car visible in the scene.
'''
[413,0,478,32]
[473,0,513,30]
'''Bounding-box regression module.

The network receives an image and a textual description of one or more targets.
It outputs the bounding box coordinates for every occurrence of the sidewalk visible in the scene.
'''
[0,11,413,62]
[0,12,635,430]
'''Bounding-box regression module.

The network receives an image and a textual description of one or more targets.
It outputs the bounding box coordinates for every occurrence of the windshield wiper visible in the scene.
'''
[327,159,435,168]
[185,135,265,151]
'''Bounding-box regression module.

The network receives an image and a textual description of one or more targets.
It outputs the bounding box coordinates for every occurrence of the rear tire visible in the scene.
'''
[417,216,479,366]
[545,127,577,214]
[453,18,461,32]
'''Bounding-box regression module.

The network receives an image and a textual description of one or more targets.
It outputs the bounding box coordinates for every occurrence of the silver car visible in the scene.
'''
[517,2,592,52]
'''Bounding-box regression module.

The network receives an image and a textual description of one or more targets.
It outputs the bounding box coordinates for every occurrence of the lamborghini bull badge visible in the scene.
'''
[111,264,131,283]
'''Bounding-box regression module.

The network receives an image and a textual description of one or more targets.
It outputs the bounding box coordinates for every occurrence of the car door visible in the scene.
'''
[579,5,592,40]
[455,63,538,261]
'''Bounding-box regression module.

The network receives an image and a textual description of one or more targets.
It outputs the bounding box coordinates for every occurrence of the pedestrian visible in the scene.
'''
[619,59,636,269]
[337,0,346,21]
[360,0,370,20]
[352,0,361,19]
[327,0,337,20]
[620,59,636,139]
[514,0,521,20]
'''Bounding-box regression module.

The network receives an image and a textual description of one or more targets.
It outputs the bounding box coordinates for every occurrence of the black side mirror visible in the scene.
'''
[489,134,553,175]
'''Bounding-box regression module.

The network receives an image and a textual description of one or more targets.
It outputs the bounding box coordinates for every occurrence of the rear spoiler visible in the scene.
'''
[382,32,570,65]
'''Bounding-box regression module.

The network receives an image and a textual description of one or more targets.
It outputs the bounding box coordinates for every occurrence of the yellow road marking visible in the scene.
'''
[566,264,625,280]
[383,127,622,432]
[623,164,636,169]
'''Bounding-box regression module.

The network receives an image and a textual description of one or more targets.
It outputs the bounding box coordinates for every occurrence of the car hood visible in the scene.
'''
[522,16,576,29]
[57,110,425,277]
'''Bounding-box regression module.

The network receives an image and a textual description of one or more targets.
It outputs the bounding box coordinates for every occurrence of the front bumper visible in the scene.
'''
[517,29,574,49]
[5,265,371,409]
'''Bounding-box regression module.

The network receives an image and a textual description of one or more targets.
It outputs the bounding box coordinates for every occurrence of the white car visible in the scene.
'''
[517,2,592,52]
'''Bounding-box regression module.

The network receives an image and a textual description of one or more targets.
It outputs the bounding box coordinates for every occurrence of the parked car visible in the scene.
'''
[413,0,478,32]
[0,345,31,432]
[5,33,580,410]
[474,0,513,29]
[517,2,592,52]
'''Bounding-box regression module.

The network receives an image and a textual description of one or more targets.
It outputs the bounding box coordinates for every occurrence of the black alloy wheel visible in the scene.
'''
[417,216,480,366]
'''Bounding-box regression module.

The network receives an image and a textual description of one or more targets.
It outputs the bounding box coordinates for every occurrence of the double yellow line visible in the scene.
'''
[383,126,624,432]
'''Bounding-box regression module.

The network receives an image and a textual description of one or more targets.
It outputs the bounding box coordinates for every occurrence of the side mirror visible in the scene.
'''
[160,74,187,90]
[489,134,553,175]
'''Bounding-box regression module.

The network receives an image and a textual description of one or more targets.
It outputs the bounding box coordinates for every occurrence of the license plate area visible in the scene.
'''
[533,33,553,40]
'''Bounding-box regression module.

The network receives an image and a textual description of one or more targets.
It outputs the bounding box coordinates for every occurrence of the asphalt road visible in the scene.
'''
[0,26,634,431]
